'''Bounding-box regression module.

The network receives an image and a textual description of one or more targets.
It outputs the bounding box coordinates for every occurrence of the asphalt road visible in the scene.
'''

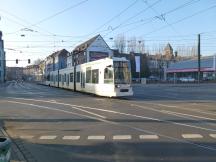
[0,81,216,162]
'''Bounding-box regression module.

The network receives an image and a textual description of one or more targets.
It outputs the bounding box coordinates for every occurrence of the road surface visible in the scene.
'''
[0,82,216,162]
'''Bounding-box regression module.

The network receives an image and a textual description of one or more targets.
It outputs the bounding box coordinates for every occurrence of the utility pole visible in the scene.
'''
[73,52,76,92]
[198,34,201,84]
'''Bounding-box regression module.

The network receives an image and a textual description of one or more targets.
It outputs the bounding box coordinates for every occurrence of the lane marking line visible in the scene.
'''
[63,136,80,140]
[39,136,57,140]
[182,134,203,139]
[5,97,216,152]
[131,104,216,132]
[139,135,159,139]
[87,136,105,140]
[209,134,216,138]
[20,135,34,139]
[113,135,131,140]
[6,98,107,119]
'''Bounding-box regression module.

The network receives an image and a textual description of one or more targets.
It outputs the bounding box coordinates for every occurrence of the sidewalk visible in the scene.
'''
[0,124,26,162]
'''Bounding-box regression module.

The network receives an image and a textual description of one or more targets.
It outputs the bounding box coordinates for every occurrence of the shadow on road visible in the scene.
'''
[10,137,216,162]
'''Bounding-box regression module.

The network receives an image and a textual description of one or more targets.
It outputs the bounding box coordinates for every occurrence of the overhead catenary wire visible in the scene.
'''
[81,0,139,38]
[141,3,216,37]
[103,0,162,37]
[103,0,201,37]
[142,0,180,35]
[2,0,89,37]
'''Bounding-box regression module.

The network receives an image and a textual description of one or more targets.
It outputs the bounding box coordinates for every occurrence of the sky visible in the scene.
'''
[0,0,216,67]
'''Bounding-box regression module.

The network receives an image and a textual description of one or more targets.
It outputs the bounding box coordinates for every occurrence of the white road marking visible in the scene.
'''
[139,135,159,139]
[63,136,80,140]
[182,134,203,139]
[87,136,105,140]
[6,97,216,152]
[39,136,57,140]
[131,104,216,132]
[20,135,34,139]
[160,109,216,121]
[7,98,107,119]
[209,134,216,138]
[6,100,111,124]
[113,135,131,140]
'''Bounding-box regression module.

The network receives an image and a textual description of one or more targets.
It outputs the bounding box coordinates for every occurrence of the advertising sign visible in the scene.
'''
[135,56,140,72]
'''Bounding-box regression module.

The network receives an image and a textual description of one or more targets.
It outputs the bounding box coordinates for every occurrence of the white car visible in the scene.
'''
[179,77,195,82]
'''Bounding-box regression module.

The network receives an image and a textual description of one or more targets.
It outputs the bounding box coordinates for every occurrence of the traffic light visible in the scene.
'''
[28,59,31,64]
[16,59,18,64]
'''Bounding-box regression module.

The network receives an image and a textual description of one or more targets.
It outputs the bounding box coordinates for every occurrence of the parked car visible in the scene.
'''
[179,77,195,82]
[148,76,160,81]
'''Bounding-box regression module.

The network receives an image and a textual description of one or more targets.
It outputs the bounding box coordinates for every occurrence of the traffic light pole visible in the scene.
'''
[0,59,31,64]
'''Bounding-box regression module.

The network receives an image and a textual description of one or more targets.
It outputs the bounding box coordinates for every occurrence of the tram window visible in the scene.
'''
[104,68,113,83]
[62,75,64,85]
[76,72,80,83]
[59,74,61,81]
[64,74,66,82]
[56,75,58,82]
[86,67,92,83]
[92,69,99,84]
[67,74,69,85]
[70,73,74,82]
[47,74,50,81]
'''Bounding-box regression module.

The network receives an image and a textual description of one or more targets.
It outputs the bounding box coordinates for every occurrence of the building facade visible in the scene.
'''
[6,67,23,81]
[113,50,150,79]
[0,31,6,83]
[23,65,40,81]
[45,49,69,79]
[72,35,113,65]
[166,55,216,80]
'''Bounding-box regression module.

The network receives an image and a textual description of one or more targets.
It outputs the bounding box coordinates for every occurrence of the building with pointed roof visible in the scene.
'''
[70,34,113,66]
[164,43,174,61]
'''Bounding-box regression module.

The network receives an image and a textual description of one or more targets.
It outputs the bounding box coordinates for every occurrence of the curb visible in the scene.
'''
[0,128,27,162]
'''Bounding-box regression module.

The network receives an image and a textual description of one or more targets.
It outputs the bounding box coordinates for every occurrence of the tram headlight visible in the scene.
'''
[115,85,120,88]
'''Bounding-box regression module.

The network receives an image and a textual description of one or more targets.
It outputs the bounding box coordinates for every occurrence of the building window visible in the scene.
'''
[92,69,99,84]
[76,72,80,83]
[86,67,91,83]
[70,73,74,82]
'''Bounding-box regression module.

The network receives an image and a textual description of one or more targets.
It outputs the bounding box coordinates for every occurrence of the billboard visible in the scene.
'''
[89,51,109,61]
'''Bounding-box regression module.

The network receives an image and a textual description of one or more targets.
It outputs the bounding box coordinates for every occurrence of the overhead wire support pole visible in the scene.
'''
[198,33,201,84]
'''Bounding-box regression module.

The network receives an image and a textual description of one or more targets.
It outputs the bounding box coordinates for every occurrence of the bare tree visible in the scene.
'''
[137,37,145,54]
[33,58,42,65]
[114,34,126,53]
[176,45,197,57]
[127,36,137,53]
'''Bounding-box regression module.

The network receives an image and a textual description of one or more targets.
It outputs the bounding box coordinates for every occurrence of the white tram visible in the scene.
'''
[46,57,133,97]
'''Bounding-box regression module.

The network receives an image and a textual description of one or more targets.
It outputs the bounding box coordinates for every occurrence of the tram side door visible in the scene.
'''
[81,72,85,88]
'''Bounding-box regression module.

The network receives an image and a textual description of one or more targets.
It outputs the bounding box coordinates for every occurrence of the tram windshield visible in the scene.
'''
[113,61,131,84]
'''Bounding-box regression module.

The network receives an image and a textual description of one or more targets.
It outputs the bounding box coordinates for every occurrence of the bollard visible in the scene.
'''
[0,137,11,162]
